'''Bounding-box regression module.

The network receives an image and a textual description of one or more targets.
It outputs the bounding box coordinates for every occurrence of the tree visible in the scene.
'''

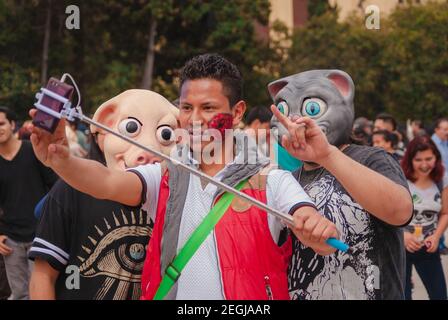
[282,2,448,123]
[283,12,387,119]
[381,2,448,123]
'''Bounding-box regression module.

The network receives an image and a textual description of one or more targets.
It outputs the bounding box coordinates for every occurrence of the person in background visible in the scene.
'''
[244,106,273,155]
[75,122,91,152]
[0,106,57,300]
[431,118,448,254]
[407,119,426,141]
[431,118,448,171]
[374,113,397,133]
[0,209,11,300]
[374,113,405,157]
[65,120,87,158]
[401,136,448,300]
[372,130,402,162]
[352,117,373,146]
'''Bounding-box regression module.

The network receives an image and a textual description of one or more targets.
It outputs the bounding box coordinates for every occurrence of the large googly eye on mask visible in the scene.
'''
[156,125,175,146]
[276,101,289,117]
[302,98,327,118]
[118,118,142,137]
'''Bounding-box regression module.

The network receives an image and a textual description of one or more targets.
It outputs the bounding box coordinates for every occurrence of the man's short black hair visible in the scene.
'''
[245,106,273,126]
[435,118,448,129]
[180,53,243,106]
[0,106,17,123]
[375,113,397,131]
[373,129,398,148]
[412,119,423,128]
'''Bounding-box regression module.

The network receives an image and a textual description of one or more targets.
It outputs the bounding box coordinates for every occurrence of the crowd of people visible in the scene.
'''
[0,53,446,300]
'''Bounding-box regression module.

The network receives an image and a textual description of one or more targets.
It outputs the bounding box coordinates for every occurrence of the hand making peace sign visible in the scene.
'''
[270,105,337,165]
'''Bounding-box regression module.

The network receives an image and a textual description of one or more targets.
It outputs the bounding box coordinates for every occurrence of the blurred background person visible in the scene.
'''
[352,116,373,146]
[407,119,427,141]
[372,129,402,162]
[65,120,88,158]
[0,106,57,300]
[374,113,397,132]
[375,113,405,157]
[0,209,11,300]
[431,118,448,170]
[401,136,448,300]
[244,106,273,155]
[431,118,448,254]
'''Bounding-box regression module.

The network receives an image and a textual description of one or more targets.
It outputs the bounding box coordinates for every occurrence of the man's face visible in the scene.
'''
[372,134,392,151]
[374,119,394,132]
[0,112,15,145]
[411,122,420,133]
[179,79,245,151]
[435,121,448,141]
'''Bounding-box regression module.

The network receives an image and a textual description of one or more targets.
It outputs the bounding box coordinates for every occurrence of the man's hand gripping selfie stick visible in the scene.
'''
[34,75,350,253]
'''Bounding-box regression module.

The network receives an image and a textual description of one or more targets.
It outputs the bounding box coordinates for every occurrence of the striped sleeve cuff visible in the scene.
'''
[127,169,148,204]
[28,237,69,272]
[288,202,318,216]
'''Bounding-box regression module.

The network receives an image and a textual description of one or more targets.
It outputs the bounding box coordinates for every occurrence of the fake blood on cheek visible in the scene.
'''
[207,113,233,137]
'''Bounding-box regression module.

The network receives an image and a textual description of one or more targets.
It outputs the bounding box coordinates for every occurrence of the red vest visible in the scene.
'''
[140,173,292,300]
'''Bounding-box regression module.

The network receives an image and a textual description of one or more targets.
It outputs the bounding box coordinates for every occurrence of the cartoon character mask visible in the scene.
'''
[268,70,355,153]
[90,89,178,170]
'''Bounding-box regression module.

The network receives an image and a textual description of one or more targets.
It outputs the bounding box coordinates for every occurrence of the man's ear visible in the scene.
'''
[232,100,246,126]
[90,101,118,135]
[267,79,289,100]
[327,70,355,101]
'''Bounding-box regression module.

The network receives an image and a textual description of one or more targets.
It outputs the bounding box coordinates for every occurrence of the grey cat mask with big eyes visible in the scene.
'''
[268,70,355,148]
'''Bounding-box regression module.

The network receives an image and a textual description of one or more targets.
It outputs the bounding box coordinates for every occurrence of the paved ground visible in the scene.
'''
[411,231,448,300]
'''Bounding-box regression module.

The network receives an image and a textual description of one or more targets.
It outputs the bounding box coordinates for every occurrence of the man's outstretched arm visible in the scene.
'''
[29,109,143,206]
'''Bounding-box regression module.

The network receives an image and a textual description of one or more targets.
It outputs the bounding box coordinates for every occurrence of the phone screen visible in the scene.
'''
[33,77,74,133]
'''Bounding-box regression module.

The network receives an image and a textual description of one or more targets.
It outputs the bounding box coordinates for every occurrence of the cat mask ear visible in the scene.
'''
[327,70,355,102]
[267,78,289,100]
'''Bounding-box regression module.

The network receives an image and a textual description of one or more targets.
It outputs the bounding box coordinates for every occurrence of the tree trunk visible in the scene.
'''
[140,19,157,90]
[41,0,52,85]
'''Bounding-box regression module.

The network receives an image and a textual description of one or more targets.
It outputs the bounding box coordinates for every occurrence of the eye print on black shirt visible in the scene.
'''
[77,209,152,300]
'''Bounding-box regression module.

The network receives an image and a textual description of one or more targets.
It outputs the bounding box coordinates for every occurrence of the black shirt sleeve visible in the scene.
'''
[28,180,73,272]
[355,146,413,227]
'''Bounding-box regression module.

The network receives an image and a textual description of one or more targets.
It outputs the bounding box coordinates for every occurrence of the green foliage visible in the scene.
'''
[283,2,448,124]
[1,0,447,126]
[381,2,448,123]
[0,0,275,118]
[308,0,336,17]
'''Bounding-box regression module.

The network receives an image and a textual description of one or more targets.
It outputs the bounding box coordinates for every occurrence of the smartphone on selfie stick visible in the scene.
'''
[33,76,75,133]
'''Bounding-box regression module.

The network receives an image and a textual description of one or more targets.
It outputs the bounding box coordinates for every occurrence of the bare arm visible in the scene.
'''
[29,110,143,206]
[29,259,60,300]
[50,155,143,206]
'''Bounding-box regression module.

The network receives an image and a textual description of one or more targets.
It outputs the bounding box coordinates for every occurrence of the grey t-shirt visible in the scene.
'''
[289,144,411,300]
